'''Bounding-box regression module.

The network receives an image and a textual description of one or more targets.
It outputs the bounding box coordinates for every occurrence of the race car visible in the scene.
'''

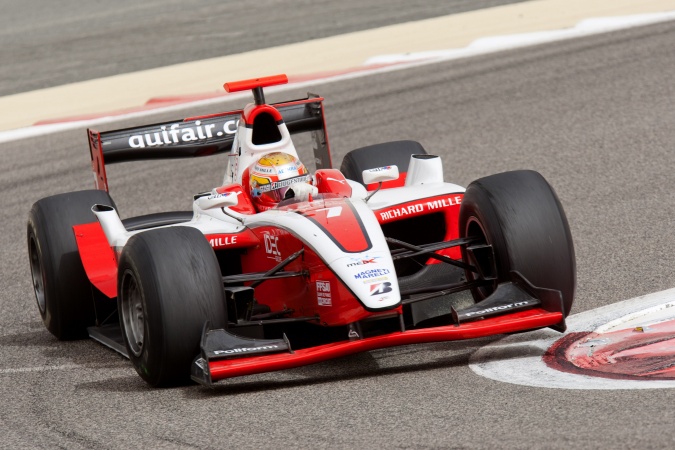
[27,74,576,387]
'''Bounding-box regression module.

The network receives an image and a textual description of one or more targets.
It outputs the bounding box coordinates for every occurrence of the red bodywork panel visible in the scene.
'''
[375,193,464,261]
[73,222,118,298]
[297,202,370,253]
[314,169,352,197]
[366,175,407,191]
[204,229,260,250]
[75,221,261,298]
[207,308,564,381]
[241,224,376,326]
[241,195,382,325]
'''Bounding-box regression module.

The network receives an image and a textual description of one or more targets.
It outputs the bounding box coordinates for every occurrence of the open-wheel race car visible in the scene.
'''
[27,74,576,387]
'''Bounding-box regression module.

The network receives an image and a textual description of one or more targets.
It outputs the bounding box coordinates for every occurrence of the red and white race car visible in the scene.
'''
[27,75,576,387]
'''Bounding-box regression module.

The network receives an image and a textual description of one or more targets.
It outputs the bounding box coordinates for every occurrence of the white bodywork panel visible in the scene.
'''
[363,182,465,211]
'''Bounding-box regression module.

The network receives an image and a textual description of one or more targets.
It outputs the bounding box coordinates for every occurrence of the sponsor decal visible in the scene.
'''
[463,300,533,317]
[128,119,239,148]
[366,166,392,172]
[379,195,462,221]
[253,165,275,174]
[354,268,390,280]
[264,233,281,262]
[256,174,312,193]
[316,280,332,306]
[213,345,280,355]
[369,282,393,296]
[346,255,381,267]
[207,192,231,200]
[194,358,206,370]
[205,229,257,249]
[425,195,462,209]
[360,275,389,285]
[208,235,238,248]
[276,164,300,175]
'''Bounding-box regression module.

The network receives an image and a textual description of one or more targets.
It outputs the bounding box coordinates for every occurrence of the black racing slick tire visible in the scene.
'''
[340,140,427,185]
[27,189,117,340]
[459,170,576,317]
[117,226,227,387]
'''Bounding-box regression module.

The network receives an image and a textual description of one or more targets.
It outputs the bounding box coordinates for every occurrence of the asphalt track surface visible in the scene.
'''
[2,17,675,450]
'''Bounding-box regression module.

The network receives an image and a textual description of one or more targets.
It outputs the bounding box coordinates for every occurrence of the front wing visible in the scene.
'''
[192,307,563,385]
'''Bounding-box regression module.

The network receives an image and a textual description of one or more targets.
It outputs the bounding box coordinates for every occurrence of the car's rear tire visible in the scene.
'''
[117,226,227,387]
[459,170,576,316]
[340,140,427,185]
[27,190,117,340]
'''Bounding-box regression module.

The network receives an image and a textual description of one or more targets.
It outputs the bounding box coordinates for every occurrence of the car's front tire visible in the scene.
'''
[117,226,227,387]
[459,170,576,316]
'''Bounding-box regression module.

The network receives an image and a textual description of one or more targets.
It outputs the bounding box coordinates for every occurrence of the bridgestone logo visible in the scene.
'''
[213,345,280,355]
[463,301,532,317]
[257,174,312,192]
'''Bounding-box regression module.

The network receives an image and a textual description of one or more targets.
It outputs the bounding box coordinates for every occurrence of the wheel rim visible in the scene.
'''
[28,235,46,315]
[120,270,145,357]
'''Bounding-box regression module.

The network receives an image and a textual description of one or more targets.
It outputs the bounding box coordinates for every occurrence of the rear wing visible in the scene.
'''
[87,94,331,191]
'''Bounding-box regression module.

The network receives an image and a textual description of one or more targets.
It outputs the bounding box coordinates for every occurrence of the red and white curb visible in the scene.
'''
[470,288,675,389]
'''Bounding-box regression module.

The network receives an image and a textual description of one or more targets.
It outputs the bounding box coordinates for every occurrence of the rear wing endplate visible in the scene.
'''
[87,94,331,191]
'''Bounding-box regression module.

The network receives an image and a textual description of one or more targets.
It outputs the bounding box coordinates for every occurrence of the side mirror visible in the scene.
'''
[196,190,239,210]
[361,165,399,185]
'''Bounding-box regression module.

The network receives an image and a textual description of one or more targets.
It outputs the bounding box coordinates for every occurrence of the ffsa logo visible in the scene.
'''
[370,282,392,296]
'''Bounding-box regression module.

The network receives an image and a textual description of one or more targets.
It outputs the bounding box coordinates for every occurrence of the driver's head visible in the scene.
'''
[248,152,311,210]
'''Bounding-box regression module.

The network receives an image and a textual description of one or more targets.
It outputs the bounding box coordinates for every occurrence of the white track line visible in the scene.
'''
[0,363,132,375]
[0,364,81,374]
[470,288,675,390]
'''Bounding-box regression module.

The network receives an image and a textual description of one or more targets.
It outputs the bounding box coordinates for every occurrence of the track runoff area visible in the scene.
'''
[6,4,675,390]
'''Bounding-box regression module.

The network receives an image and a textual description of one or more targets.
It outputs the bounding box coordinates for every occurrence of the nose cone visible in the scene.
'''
[330,251,401,310]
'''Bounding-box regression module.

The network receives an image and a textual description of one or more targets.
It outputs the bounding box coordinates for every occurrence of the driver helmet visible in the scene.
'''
[248,152,312,210]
